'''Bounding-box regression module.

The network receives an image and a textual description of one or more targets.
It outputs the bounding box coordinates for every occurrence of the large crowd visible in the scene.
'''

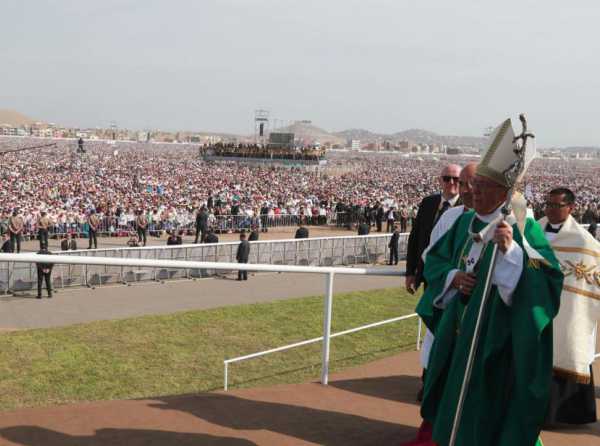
[0,137,598,239]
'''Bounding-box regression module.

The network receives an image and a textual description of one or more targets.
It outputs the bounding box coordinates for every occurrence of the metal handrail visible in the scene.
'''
[223,312,417,391]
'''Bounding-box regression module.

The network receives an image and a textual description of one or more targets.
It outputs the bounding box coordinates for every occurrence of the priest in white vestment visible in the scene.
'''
[539,187,599,425]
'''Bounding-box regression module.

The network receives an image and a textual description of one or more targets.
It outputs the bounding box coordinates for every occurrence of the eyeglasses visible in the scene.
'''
[544,202,570,209]
[442,176,460,183]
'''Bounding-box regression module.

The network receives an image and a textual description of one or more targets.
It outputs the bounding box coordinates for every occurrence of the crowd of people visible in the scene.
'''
[203,142,326,162]
[0,137,598,249]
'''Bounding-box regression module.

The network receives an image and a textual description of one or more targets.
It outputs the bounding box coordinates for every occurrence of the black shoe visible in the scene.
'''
[48,294,52,299]
[37,295,42,299]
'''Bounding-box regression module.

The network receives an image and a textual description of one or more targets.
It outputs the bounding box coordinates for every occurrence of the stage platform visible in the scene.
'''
[0,351,597,445]
[203,155,327,167]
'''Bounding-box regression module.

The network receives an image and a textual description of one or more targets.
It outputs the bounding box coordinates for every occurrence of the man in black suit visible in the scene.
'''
[166,230,181,245]
[406,163,461,402]
[236,232,250,281]
[260,204,270,232]
[295,222,309,239]
[388,224,400,265]
[357,217,370,236]
[363,204,372,227]
[60,233,77,251]
[375,203,384,232]
[248,225,259,241]
[204,227,219,244]
[194,206,208,243]
[405,164,461,294]
[36,243,54,299]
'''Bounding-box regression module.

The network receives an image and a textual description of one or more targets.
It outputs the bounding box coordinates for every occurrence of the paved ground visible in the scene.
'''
[0,268,404,330]
[17,225,372,253]
[0,351,596,446]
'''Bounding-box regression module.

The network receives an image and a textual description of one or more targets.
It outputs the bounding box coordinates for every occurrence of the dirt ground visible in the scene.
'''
[0,351,596,445]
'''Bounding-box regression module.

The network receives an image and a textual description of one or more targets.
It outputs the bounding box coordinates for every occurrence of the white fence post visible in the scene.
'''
[320,271,335,385]
[224,362,229,391]
[417,318,422,350]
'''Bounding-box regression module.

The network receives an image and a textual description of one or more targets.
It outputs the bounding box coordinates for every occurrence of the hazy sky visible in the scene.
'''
[2,1,600,146]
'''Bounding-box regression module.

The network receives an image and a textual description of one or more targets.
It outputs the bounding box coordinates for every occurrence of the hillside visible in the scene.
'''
[334,128,487,148]
[0,109,35,126]
[272,122,345,145]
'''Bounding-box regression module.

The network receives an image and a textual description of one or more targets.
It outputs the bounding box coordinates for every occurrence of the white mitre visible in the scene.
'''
[473,117,543,260]
[476,118,536,188]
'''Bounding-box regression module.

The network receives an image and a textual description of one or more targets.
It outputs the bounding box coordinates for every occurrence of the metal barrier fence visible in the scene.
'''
[1,233,408,293]
[11,212,364,239]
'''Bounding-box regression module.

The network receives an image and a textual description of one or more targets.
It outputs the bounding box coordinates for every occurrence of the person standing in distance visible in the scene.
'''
[136,209,148,247]
[36,242,54,299]
[405,164,461,294]
[61,233,77,251]
[388,224,400,265]
[295,222,309,239]
[248,225,259,241]
[195,206,208,243]
[357,217,370,235]
[204,227,219,244]
[37,210,51,250]
[87,210,100,249]
[236,231,250,281]
[8,209,24,253]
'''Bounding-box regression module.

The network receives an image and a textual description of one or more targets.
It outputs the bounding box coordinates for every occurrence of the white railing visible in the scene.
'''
[3,233,407,293]
[224,312,418,391]
[0,252,403,388]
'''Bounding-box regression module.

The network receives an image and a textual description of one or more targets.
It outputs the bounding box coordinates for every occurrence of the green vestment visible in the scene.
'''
[417,211,563,446]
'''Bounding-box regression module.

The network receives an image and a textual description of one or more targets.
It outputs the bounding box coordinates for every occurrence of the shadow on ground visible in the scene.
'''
[150,393,414,445]
[329,375,421,406]
[0,426,257,446]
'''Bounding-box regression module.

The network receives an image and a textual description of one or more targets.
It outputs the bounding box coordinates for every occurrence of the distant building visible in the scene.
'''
[351,140,360,150]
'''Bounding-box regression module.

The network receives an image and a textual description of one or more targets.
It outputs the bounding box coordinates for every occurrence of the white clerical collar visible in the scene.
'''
[475,205,504,223]
[548,222,564,229]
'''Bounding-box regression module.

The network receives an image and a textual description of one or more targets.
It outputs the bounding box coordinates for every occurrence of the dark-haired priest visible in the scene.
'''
[539,187,600,426]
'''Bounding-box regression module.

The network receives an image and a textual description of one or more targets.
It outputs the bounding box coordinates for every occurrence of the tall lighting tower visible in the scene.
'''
[254,109,270,145]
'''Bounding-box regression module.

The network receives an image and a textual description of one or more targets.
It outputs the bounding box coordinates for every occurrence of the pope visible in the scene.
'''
[408,118,564,446]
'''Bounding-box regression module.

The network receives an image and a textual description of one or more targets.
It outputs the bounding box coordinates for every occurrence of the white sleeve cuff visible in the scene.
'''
[492,241,523,306]
[433,269,459,309]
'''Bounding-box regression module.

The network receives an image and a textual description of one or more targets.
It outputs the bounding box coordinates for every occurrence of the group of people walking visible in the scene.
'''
[400,125,599,445]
